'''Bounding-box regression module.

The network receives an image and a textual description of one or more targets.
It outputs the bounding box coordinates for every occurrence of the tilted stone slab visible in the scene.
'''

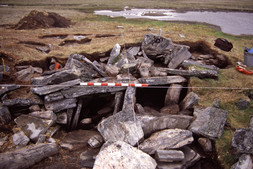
[139,129,194,155]
[93,140,157,169]
[155,149,185,162]
[167,68,218,78]
[0,143,58,169]
[62,86,126,98]
[188,106,228,140]
[137,114,193,136]
[98,109,144,146]
[138,76,187,86]
[3,98,43,107]
[14,115,54,141]
[31,79,81,95]
[168,46,192,69]
[180,92,200,110]
[122,87,136,111]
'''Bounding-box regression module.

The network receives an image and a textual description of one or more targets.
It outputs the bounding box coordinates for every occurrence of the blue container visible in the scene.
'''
[244,51,253,67]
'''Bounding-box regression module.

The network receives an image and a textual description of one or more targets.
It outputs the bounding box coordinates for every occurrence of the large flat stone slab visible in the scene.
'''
[138,76,186,86]
[188,106,228,140]
[139,129,194,155]
[93,140,157,169]
[232,128,253,154]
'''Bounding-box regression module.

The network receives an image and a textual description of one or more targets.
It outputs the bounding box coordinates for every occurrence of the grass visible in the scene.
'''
[0,2,253,168]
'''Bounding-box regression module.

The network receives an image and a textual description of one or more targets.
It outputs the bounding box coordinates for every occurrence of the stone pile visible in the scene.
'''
[0,34,229,169]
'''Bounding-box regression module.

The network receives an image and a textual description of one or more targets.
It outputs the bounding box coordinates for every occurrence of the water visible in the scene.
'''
[94,9,253,36]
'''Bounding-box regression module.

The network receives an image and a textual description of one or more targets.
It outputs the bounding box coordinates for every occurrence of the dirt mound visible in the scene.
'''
[14,10,73,30]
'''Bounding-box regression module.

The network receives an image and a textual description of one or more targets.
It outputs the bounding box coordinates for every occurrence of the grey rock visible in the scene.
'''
[105,65,120,76]
[113,92,124,114]
[80,118,92,124]
[143,106,160,114]
[182,59,220,71]
[0,143,58,169]
[0,84,20,97]
[14,115,54,141]
[249,116,253,129]
[44,92,64,103]
[164,84,182,105]
[36,134,46,144]
[155,150,185,162]
[138,76,187,86]
[180,92,200,110]
[127,46,140,56]
[56,112,67,124]
[0,136,8,146]
[198,137,212,152]
[29,110,56,121]
[189,106,228,140]
[122,87,136,111]
[136,103,145,114]
[71,100,82,130]
[79,149,99,168]
[0,106,11,124]
[60,130,99,151]
[139,62,152,78]
[61,85,126,98]
[29,105,41,112]
[166,68,219,78]
[107,43,121,65]
[232,128,253,154]
[139,129,194,154]
[160,104,180,115]
[45,98,77,112]
[3,97,43,107]
[236,98,249,110]
[93,140,157,169]
[213,98,220,108]
[168,46,192,69]
[31,69,80,86]
[150,66,167,77]
[88,134,104,148]
[231,154,253,169]
[46,125,61,137]
[31,79,81,95]
[13,130,30,146]
[120,62,138,74]
[98,109,144,146]
[157,147,201,169]
[67,108,74,130]
[97,107,112,115]
[14,66,43,81]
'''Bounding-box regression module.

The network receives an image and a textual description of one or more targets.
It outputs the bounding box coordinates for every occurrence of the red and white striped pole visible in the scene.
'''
[80,82,148,87]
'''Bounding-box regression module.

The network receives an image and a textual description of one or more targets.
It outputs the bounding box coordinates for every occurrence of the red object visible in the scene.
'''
[55,62,60,70]
[236,65,253,75]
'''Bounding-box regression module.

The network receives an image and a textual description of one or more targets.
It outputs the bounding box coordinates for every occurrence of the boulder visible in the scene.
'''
[45,98,77,112]
[139,62,152,78]
[236,98,249,110]
[127,46,140,56]
[231,154,252,169]
[0,143,58,169]
[155,150,185,162]
[189,106,228,140]
[13,130,30,146]
[60,130,99,151]
[232,128,253,154]
[14,66,43,81]
[14,115,54,141]
[180,92,200,110]
[105,65,120,76]
[44,92,64,103]
[137,114,192,136]
[168,46,192,69]
[98,109,144,146]
[164,84,182,105]
[29,110,56,121]
[0,106,11,124]
[138,76,186,86]
[139,129,194,154]
[93,140,157,169]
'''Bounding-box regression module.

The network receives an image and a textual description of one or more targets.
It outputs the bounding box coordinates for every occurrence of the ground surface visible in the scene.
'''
[0,1,253,169]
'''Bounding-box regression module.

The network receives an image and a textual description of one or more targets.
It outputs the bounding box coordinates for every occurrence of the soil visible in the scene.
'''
[13,10,73,30]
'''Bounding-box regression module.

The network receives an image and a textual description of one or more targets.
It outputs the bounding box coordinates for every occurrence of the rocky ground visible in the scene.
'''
[0,10,252,169]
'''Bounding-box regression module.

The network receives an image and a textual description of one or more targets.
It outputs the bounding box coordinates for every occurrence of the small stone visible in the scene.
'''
[56,112,67,124]
[88,134,104,148]
[155,150,185,162]
[198,137,212,152]
[13,130,30,146]
[80,118,92,124]
[36,134,46,144]
[29,105,41,112]
[180,92,200,110]
[0,106,11,124]
[105,65,120,76]
[213,98,220,108]
[236,98,249,110]
[79,149,99,168]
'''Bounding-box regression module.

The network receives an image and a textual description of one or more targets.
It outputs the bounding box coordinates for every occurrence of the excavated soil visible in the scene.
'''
[13,10,73,30]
